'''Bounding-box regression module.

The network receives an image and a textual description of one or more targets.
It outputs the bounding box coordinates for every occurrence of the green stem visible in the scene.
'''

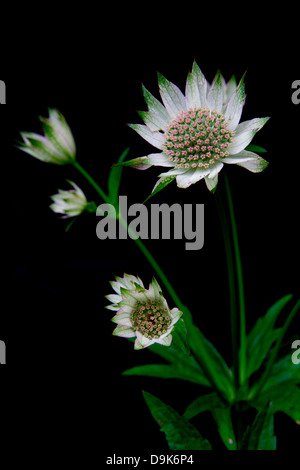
[73,160,193,329]
[249,298,300,400]
[214,187,239,393]
[73,161,110,204]
[224,173,247,387]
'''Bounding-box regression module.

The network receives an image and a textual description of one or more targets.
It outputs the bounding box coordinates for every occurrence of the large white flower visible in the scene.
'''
[18,108,76,165]
[106,274,182,350]
[123,62,269,192]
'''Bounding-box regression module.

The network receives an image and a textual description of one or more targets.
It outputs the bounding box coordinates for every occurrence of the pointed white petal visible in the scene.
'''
[147,153,175,167]
[135,331,154,349]
[191,61,207,108]
[156,333,173,347]
[158,73,186,118]
[207,74,224,112]
[223,150,269,173]
[185,72,201,108]
[129,124,165,150]
[159,167,189,177]
[224,82,246,131]
[111,311,132,326]
[208,161,224,179]
[205,174,218,192]
[138,111,167,132]
[176,168,209,189]
[105,294,122,304]
[142,85,171,125]
[113,325,136,338]
[170,307,183,325]
[228,117,269,155]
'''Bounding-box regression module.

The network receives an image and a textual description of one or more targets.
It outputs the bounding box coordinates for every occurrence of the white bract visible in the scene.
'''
[18,108,76,165]
[126,63,269,192]
[106,274,183,350]
[50,181,88,218]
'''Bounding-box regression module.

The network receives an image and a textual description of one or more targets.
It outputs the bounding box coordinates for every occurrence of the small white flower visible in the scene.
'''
[50,181,88,218]
[18,108,76,164]
[106,274,183,350]
[124,62,269,192]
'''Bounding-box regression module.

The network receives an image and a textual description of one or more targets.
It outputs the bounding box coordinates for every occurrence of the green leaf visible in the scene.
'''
[263,354,300,389]
[251,384,300,424]
[188,326,235,403]
[184,393,222,420]
[241,403,276,450]
[125,338,211,387]
[123,364,207,385]
[171,318,190,356]
[108,148,130,206]
[211,407,237,450]
[143,176,176,204]
[143,391,212,450]
[246,294,293,378]
[184,393,237,450]
[245,144,267,153]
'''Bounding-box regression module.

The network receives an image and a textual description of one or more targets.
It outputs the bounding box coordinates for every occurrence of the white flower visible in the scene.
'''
[50,181,88,218]
[124,63,269,192]
[18,108,76,164]
[106,274,183,350]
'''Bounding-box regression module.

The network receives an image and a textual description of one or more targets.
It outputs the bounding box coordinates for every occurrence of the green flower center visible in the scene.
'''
[132,300,172,339]
[162,107,234,169]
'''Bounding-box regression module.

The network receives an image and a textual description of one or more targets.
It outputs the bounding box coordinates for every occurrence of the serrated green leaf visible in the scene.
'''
[241,403,276,450]
[143,176,176,204]
[143,391,212,450]
[108,148,130,206]
[251,384,300,424]
[184,393,237,449]
[246,294,293,378]
[263,354,300,389]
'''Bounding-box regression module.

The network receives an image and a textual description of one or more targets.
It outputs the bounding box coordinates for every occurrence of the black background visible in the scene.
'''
[1,8,300,461]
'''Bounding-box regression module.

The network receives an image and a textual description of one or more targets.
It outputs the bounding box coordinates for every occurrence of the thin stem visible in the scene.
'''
[224,173,247,387]
[73,161,110,204]
[249,298,300,400]
[214,187,239,393]
[73,160,193,330]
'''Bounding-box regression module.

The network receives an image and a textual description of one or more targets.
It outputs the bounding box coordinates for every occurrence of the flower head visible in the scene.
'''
[18,108,76,164]
[124,63,269,192]
[106,274,182,350]
[50,181,88,218]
